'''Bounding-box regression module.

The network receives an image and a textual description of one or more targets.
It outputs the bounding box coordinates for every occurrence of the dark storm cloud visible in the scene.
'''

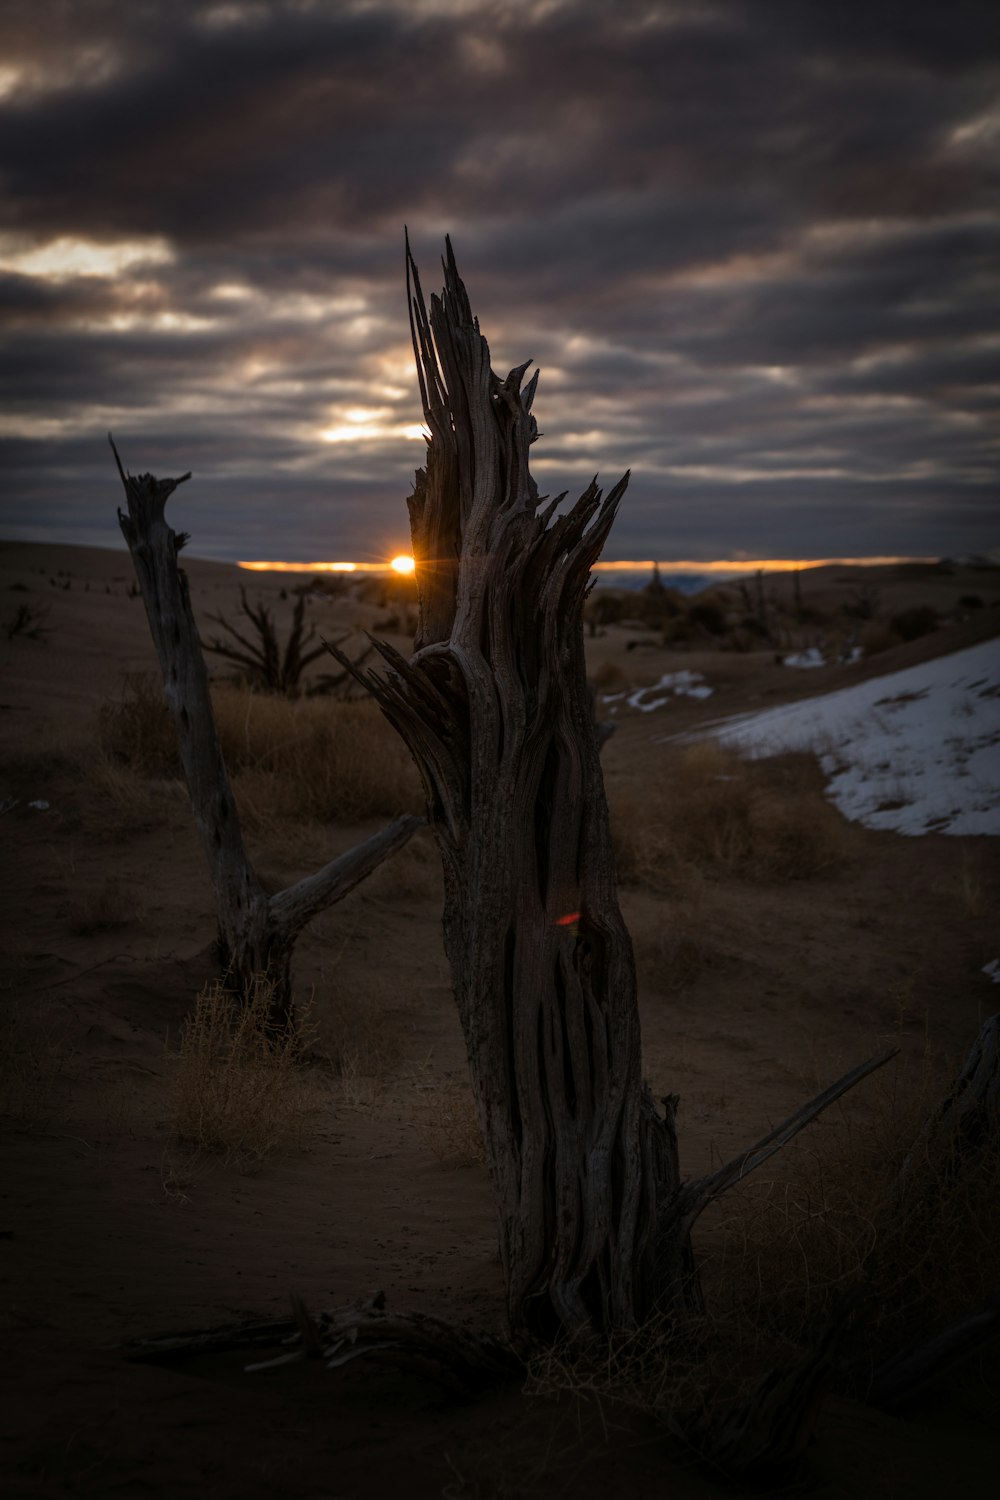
[0,0,997,562]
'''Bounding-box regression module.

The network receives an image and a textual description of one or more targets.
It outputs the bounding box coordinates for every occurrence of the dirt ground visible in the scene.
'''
[2,541,999,1498]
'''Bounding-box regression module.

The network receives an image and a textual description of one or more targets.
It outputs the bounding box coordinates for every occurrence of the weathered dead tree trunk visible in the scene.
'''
[338,239,894,1342]
[111,439,421,1020]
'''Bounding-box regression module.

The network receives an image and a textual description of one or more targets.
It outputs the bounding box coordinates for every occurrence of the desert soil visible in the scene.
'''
[1,540,999,1498]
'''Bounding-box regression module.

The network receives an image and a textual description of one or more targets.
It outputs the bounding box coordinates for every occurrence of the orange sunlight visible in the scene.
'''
[238,554,933,577]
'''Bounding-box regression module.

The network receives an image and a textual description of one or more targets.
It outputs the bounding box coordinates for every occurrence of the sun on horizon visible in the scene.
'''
[390,554,415,575]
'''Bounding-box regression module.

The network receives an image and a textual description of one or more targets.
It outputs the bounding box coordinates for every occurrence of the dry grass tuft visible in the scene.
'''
[166,975,324,1166]
[611,743,855,889]
[97,673,421,825]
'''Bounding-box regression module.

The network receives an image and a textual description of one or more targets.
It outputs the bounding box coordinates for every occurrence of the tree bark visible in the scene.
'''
[112,438,421,1021]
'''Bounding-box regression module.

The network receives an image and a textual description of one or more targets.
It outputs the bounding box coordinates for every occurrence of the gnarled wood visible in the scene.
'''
[336,241,894,1343]
[111,436,421,1018]
[341,240,678,1339]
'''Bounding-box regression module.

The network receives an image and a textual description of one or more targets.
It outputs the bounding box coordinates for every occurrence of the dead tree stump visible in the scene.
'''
[341,239,893,1341]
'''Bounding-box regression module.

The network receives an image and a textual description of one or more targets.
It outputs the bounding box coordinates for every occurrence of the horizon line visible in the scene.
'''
[237,554,941,576]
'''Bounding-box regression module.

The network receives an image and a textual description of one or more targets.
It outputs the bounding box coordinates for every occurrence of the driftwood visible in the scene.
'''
[128,1292,522,1396]
[111,437,421,1018]
[330,238,897,1342]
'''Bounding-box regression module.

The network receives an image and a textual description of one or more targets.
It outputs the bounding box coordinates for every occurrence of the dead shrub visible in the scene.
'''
[611,743,854,887]
[0,1013,74,1122]
[166,975,323,1166]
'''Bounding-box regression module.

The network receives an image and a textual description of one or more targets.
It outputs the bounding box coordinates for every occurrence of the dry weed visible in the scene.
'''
[166,975,325,1166]
[98,673,420,825]
[942,855,989,920]
[611,743,854,889]
[218,691,420,825]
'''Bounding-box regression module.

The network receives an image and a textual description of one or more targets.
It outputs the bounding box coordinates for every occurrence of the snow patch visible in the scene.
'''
[695,638,1000,836]
[625,671,714,713]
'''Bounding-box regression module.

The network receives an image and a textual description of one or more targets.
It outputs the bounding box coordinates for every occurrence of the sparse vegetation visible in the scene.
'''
[98,671,422,823]
[611,742,855,889]
[166,974,324,1166]
[5,601,53,642]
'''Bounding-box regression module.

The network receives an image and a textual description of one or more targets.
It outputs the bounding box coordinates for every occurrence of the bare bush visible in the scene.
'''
[701,1047,1000,1371]
[203,586,373,698]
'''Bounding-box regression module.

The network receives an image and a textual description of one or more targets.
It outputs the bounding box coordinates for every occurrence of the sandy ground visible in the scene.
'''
[2,540,999,1498]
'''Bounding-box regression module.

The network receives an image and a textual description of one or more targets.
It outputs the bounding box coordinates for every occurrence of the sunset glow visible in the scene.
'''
[237,555,933,577]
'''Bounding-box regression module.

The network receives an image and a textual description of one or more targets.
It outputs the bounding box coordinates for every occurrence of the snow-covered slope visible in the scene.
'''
[699,638,1000,836]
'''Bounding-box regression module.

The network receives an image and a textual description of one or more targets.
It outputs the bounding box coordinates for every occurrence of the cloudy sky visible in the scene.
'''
[0,0,997,566]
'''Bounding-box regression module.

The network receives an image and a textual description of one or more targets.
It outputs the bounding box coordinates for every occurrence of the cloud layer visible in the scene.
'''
[1,0,997,562]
